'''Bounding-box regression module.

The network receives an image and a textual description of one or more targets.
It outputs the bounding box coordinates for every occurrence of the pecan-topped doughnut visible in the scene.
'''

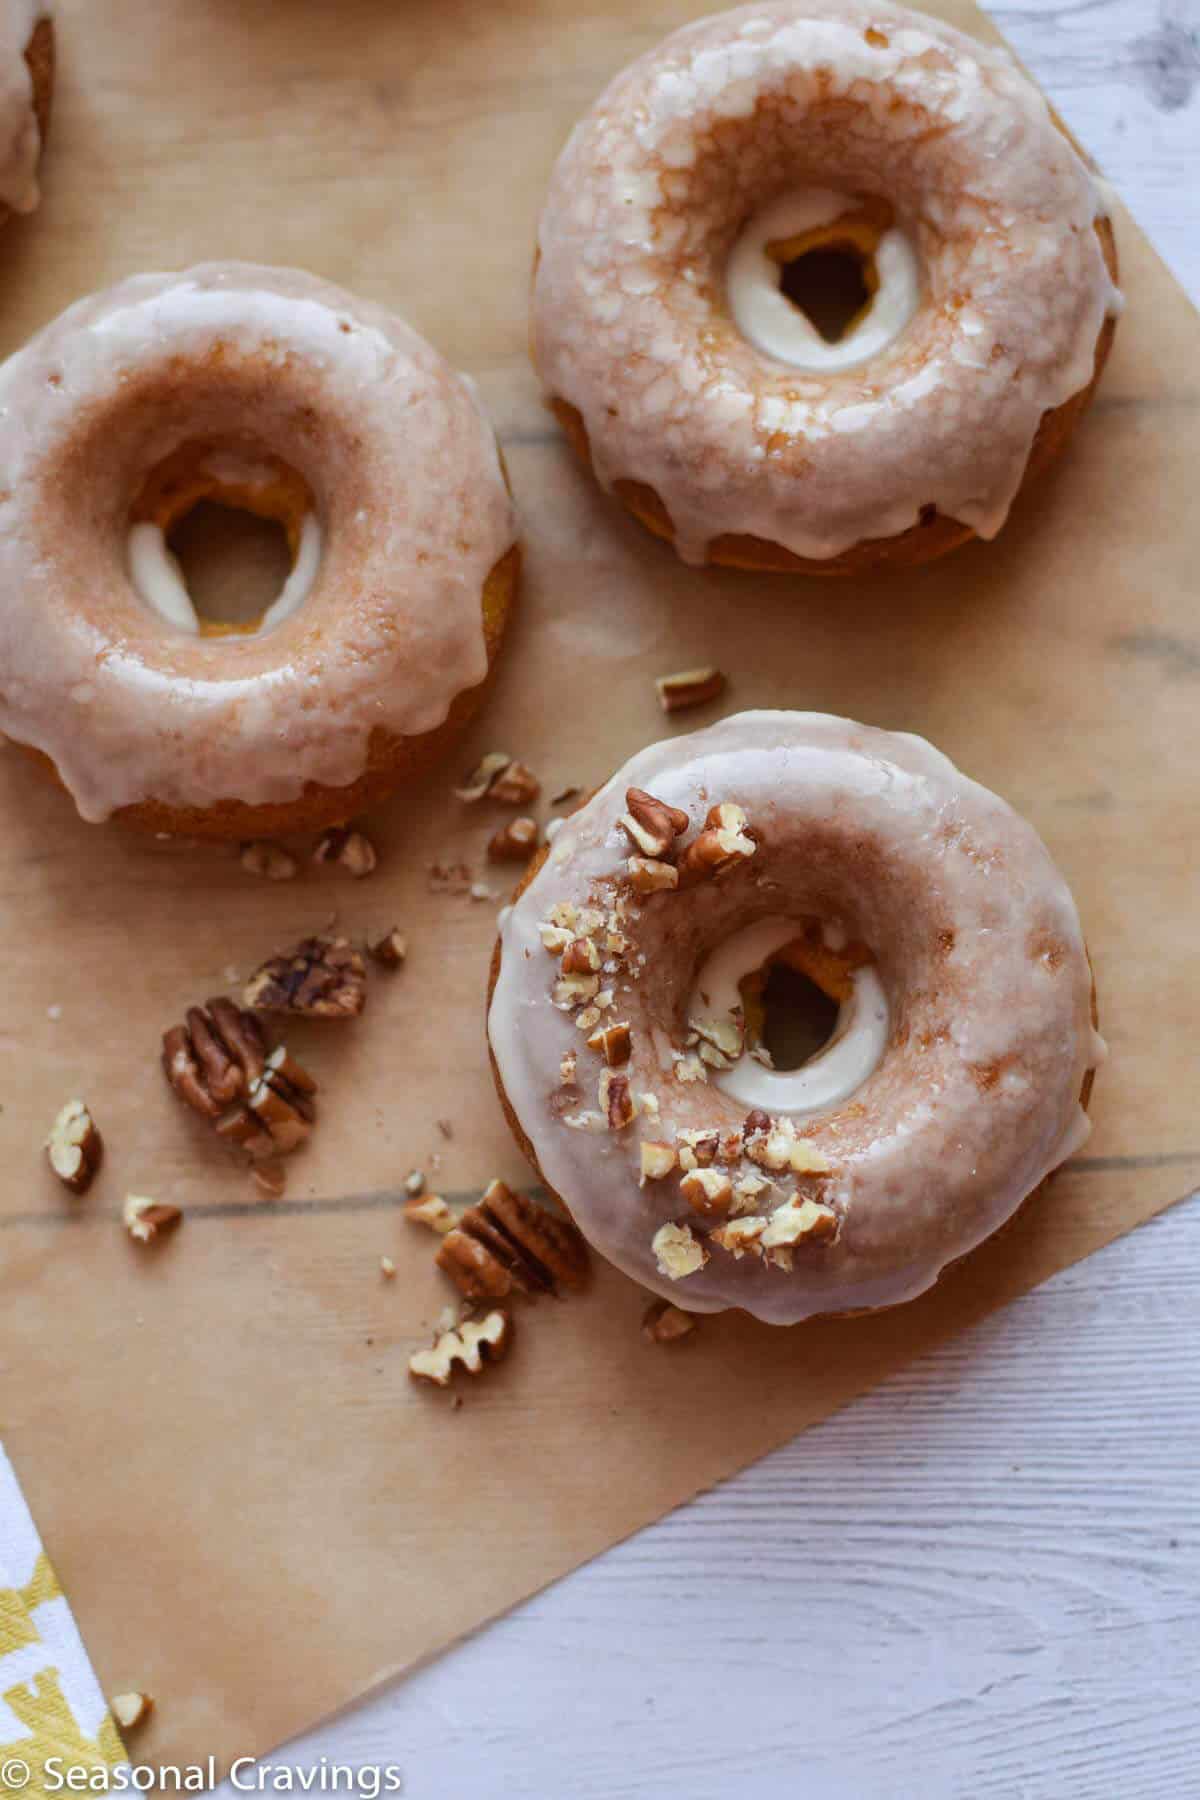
[533,0,1121,574]
[487,713,1104,1324]
[0,265,519,836]
[0,2,53,225]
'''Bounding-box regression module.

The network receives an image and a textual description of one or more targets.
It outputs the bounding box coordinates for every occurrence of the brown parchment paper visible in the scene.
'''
[1,0,1197,1774]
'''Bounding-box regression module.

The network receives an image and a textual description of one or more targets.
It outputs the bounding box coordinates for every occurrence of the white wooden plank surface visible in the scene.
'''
[228,5,1200,1795]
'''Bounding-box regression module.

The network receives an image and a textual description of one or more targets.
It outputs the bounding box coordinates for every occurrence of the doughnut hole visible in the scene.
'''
[130,439,315,636]
[742,957,841,1068]
[767,199,890,344]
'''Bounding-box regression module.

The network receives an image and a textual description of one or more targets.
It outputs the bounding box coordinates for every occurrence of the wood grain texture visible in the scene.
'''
[223,5,1200,1796]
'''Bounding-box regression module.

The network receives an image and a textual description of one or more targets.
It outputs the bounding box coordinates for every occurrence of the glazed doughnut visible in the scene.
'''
[487,713,1104,1325]
[0,264,519,838]
[532,0,1122,575]
[0,2,53,226]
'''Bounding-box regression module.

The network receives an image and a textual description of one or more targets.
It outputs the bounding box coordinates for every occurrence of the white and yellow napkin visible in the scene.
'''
[0,1445,125,1797]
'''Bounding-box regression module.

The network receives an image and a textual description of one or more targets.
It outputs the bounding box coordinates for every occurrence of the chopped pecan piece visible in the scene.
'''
[109,1693,154,1733]
[240,841,298,881]
[368,926,408,968]
[45,1099,103,1194]
[489,761,541,805]
[404,1194,456,1234]
[711,1216,768,1257]
[312,825,377,878]
[651,1221,707,1280]
[678,802,757,883]
[676,1127,720,1172]
[553,972,601,1008]
[243,936,366,1019]
[455,751,514,801]
[760,1196,839,1248]
[642,1299,698,1345]
[454,752,540,805]
[123,1195,182,1245]
[639,1141,677,1183]
[626,856,679,895]
[488,816,539,862]
[436,1179,590,1301]
[680,1167,733,1216]
[599,1069,634,1129]
[561,936,601,975]
[251,1159,288,1198]
[427,861,474,895]
[587,1020,632,1067]
[655,667,726,713]
[408,1308,512,1387]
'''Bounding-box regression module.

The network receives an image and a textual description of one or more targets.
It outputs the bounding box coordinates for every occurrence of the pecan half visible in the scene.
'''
[619,788,690,859]
[436,1179,590,1301]
[45,1099,103,1195]
[243,935,366,1019]
[162,999,267,1120]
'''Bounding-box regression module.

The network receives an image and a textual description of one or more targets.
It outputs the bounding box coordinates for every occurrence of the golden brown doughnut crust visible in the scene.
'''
[24,544,520,839]
[485,843,1097,1323]
[0,14,54,233]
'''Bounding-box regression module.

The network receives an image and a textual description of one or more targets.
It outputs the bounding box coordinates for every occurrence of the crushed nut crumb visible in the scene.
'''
[312,825,377,878]
[642,1300,699,1345]
[240,841,298,881]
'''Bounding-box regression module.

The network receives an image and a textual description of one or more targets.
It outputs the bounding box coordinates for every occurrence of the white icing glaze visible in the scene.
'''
[0,1,46,214]
[692,915,889,1111]
[533,0,1120,563]
[488,712,1104,1325]
[726,189,920,372]
[0,264,517,820]
[128,513,322,637]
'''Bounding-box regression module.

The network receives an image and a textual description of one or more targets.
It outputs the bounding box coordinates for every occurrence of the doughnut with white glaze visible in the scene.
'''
[0,264,520,838]
[532,0,1121,575]
[487,712,1104,1325]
